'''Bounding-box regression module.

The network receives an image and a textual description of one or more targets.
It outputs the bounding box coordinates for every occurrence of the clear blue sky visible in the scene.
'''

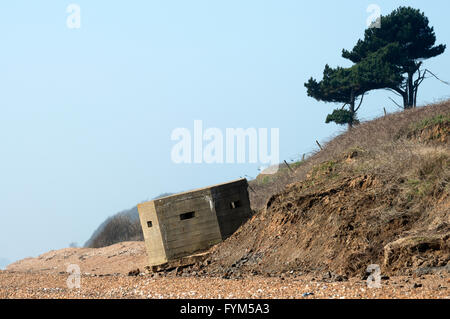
[1,1,449,263]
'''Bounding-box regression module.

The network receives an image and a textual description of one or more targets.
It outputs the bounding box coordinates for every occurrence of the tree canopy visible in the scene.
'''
[342,7,446,108]
[305,6,446,129]
[305,43,403,128]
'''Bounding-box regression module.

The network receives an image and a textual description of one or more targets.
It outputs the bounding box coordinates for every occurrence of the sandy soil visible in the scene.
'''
[0,270,448,299]
[6,241,148,275]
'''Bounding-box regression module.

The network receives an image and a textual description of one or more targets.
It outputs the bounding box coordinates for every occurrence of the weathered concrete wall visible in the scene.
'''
[137,200,167,266]
[154,187,223,261]
[138,179,252,266]
[212,179,252,240]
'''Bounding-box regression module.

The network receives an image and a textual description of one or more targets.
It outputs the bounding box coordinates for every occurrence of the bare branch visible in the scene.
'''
[355,93,365,112]
[387,86,406,97]
[423,69,450,86]
[388,97,403,109]
[386,88,403,97]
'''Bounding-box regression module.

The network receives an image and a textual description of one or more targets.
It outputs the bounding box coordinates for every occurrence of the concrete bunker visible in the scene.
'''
[137,178,252,266]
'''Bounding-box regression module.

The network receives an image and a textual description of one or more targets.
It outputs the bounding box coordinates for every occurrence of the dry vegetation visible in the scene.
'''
[249,101,450,211]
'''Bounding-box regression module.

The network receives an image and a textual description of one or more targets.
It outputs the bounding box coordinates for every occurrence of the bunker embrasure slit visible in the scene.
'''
[230,200,241,209]
[180,211,195,220]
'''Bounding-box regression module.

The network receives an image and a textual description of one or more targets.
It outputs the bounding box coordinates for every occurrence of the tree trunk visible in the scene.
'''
[407,72,414,109]
[403,92,408,109]
[348,90,355,130]
[414,84,419,107]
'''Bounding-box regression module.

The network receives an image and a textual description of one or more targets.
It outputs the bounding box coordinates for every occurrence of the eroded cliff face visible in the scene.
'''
[203,103,450,278]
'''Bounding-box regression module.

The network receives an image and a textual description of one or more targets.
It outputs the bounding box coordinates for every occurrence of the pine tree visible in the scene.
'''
[342,7,446,108]
[305,44,402,129]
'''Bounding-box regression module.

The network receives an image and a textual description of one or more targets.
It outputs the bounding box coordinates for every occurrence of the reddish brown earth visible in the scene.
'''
[202,173,449,278]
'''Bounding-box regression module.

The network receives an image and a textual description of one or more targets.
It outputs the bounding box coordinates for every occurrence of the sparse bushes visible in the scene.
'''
[84,194,173,248]
[405,152,449,200]
[413,114,450,131]
[87,214,143,249]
